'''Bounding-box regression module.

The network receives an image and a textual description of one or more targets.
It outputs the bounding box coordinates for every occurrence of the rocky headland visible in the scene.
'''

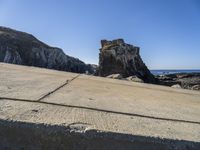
[0,26,94,74]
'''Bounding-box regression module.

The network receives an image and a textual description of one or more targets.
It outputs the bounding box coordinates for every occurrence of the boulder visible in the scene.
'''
[191,85,200,90]
[126,76,144,83]
[171,84,182,89]
[98,39,156,83]
[106,74,123,79]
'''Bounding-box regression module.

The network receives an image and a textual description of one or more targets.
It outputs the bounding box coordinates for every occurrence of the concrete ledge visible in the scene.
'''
[0,119,200,150]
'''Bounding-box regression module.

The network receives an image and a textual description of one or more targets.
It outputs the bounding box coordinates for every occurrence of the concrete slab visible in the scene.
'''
[43,75,200,123]
[0,63,78,100]
[0,63,200,149]
[0,99,200,150]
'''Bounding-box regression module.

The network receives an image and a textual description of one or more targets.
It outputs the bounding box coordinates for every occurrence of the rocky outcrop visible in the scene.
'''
[0,26,93,73]
[156,73,200,91]
[98,39,156,83]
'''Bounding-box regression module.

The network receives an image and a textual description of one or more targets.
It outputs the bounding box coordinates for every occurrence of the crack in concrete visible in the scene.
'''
[37,74,81,101]
[0,97,200,125]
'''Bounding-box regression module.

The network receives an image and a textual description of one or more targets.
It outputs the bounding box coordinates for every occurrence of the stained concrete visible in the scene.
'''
[0,63,200,150]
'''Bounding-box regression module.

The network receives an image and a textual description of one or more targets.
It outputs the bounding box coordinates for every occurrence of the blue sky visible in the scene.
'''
[0,0,200,69]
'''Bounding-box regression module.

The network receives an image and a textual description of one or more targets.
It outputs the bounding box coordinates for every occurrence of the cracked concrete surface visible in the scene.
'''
[0,63,78,100]
[0,63,200,150]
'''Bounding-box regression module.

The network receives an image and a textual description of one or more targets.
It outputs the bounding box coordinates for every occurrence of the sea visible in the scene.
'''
[150,70,200,76]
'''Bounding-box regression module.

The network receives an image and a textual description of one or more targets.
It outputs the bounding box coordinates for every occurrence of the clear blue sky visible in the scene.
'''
[0,0,200,69]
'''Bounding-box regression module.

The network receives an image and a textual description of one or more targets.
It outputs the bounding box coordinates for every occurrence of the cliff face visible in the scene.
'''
[0,26,93,73]
[98,39,156,83]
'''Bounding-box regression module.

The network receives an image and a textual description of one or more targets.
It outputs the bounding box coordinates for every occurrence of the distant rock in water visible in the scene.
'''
[98,39,156,83]
[0,26,93,73]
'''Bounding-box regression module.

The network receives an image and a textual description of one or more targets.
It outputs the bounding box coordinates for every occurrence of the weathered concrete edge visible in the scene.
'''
[0,119,199,150]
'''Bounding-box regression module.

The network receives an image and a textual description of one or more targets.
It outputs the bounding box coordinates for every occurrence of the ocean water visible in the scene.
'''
[150,70,200,75]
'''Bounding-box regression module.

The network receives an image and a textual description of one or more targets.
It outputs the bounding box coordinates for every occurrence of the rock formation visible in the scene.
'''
[98,39,156,83]
[156,73,200,90]
[0,26,93,73]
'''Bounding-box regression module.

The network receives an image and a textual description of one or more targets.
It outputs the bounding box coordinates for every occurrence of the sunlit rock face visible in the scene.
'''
[0,26,93,73]
[98,39,156,83]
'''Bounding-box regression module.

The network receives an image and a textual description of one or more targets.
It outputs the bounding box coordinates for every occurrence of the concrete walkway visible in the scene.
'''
[0,63,200,150]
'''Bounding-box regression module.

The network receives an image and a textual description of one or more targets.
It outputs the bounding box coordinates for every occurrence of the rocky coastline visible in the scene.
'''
[97,39,200,91]
[155,73,200,91]
[0,26,199,91]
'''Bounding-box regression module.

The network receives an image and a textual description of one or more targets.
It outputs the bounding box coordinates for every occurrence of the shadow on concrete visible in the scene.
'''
[0,119,199,150]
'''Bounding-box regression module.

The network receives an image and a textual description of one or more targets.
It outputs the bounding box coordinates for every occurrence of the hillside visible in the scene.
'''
[0,26,93,73]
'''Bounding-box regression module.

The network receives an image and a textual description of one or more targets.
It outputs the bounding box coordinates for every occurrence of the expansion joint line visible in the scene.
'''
[37,74,81,101]
[0,97,200,125]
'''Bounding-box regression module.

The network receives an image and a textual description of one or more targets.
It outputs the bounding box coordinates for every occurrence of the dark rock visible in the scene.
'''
[192,85,200,90]
[156,73,200,91]
[158,80,181,86]
[86,64,98,75]
[98,39,156,83]
[179,76,200,90]
[156,75,181,86]
[0,26,93,73]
